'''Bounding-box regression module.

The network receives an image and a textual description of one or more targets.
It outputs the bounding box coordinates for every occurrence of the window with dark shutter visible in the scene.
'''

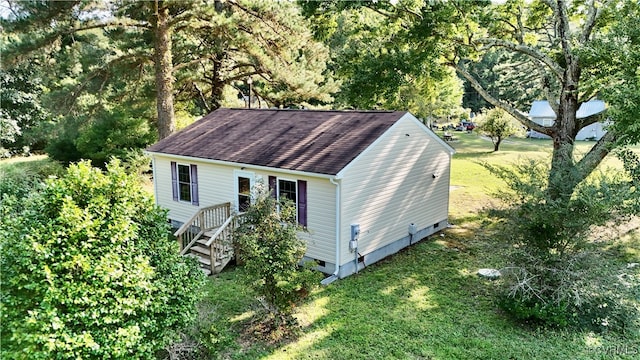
[171,162,178,201]
[190,164,199,206]
[171,162,199,205]
[269,177,308,226]
[297,180,307,227]
[177,164,192,202]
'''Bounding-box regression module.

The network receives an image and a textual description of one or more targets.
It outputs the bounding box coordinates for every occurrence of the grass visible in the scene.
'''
[3,139,638,359]
[198,133,640,359]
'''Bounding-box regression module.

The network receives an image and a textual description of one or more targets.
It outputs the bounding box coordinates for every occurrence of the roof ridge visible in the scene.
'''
[223,108,401,114]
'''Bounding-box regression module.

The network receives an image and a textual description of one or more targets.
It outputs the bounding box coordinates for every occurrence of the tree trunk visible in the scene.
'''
[209,51,225,111]
[494,139,501,152]
[548,58,581,200]
[153,1,176,140]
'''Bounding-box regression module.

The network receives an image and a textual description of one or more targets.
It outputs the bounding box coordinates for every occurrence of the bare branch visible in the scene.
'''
[577,110,606,129]
[193,83,211,113]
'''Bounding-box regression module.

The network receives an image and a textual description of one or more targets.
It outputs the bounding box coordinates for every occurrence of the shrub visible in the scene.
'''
[47,107,156,167]
[235,182,321,328]
[486,158,639,332]
[0,157,63,204]
[0,160,206,359]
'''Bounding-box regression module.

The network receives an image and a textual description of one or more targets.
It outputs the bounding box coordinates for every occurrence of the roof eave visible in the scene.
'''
[145,151,338,179]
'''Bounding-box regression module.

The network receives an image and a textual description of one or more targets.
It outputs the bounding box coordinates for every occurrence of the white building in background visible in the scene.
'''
[527,99,607,140]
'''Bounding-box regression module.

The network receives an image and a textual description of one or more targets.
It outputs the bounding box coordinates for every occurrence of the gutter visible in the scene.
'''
[321,177,342,285]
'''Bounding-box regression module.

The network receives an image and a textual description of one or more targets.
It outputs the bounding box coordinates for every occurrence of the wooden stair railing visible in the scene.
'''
[174,202,235,275]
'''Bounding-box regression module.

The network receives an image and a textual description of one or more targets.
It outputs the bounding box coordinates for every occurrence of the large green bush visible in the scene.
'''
[0,160,206,359]
[486,156,639,332]
[235,183,320,329]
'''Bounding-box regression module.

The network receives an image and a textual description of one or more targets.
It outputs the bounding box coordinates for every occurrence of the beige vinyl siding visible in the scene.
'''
[293,176,336,263]
[152,154,336,263]
[338,115,451,265]
[153,155,234,223]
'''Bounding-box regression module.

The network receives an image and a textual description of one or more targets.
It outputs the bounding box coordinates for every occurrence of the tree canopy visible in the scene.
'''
[303,0,640,197]
[0,0,337,159]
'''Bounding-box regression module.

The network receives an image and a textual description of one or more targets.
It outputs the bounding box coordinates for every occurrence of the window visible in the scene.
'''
[171,162,199,206]
[238,176,251,212]
[269,176,307,226]
[278,179,297,204]
[178,164,192,202]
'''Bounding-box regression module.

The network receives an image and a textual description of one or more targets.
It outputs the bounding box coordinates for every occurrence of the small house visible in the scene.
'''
[146,108,454,281]
[527,99,607,140]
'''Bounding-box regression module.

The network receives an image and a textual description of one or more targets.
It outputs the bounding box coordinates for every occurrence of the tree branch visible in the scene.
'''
[193,83,211,113]
[575,129,617,180]
[579,0,611,44]
[555,0,573,63]
[577,110,607,129]
[452,62,551,135]
[473,38,564,81]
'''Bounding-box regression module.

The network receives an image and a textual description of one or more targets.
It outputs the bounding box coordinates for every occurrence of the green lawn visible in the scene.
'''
[2,139,638,359]
[200,133,640,359]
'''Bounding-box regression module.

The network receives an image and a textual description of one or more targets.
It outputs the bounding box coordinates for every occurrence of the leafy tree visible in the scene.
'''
[477,108,520,151]
[235,182,320,330]
[0,64,52,150]
[303,0,640,197]
[0,160,206,359]
[74,107,156,167]
[303,0,640,330]
[301,1,463,117]
[451,0,640,200]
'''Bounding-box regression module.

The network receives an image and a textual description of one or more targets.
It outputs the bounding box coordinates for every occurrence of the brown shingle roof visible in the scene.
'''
[147,108,408,175]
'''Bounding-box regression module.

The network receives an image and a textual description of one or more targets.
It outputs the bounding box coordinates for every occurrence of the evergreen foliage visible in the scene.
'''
[0,160,206,359]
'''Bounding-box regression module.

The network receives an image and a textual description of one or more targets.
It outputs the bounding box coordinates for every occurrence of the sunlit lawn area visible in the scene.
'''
[200,133,640,359]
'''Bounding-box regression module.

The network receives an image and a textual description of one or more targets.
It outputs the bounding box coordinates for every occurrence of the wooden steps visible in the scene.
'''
[174,202,236,276]
[184,236,233,276]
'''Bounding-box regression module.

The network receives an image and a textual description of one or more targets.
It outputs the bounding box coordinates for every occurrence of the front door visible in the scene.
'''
[234,170,254,212]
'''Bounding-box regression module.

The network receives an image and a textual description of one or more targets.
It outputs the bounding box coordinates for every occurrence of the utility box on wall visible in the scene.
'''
[349,223,360,252]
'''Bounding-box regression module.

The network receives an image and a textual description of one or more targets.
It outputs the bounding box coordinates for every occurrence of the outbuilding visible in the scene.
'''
[527,99,607,140]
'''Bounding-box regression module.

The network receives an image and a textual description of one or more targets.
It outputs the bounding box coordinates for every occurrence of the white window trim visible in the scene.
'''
[234,170,255,212]
[176,162,193,203]
[276,177,298,221]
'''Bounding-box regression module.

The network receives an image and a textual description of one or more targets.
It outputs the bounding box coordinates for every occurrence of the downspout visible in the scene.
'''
[321,177,341,285]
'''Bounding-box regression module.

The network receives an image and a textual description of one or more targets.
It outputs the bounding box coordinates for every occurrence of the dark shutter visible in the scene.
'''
[171,161,178,201]
[268,176,277,199]
[297,180,307,227]
[190,164,199,206]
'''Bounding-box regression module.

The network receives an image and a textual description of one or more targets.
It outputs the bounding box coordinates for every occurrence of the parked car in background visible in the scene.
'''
[456,121,476,131]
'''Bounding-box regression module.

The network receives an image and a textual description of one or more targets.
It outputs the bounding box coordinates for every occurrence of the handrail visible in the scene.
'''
[179,232,204,256]
[205,216,234,247]
[173,202,230,237]
[174,202,231,254]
